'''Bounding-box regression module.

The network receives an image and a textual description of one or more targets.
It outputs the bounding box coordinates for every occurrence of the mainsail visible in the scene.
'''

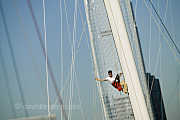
[84,0,154,119]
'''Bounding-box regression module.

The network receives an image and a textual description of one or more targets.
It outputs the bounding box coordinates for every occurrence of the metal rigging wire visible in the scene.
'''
[0,1,29,117]
[0,50,17,118]
[26,0,68,119]
[147,0,180,55]
[42,0,51,118]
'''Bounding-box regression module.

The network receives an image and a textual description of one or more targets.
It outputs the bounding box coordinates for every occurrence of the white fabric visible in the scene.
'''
[104,0,151,119]
[106,76,115,83]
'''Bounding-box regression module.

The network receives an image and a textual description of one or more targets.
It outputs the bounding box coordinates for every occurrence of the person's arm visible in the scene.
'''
[95,78,107,82]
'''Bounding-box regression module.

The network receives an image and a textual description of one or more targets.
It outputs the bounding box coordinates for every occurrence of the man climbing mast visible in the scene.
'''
[95,70,128,93]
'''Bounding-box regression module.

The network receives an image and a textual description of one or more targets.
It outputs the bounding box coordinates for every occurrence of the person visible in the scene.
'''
[95,70,123,92]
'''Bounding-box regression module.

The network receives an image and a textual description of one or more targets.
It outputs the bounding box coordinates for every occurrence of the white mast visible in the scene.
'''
[103,0,151,119]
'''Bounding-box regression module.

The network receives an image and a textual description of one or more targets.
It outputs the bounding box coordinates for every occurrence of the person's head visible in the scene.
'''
[108,70,113,77]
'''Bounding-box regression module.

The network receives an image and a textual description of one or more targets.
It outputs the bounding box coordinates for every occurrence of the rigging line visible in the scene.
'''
[77,6,98,77]
[61,6,85,115]
[71,6,87,115]
[42,0,51,117]
[143,0,180,97]
[86,16,107,120]
[73,5,87,119]
[26,1,68,119]
[68,62,72,120]
[68,0,78,118]
[79,8,101,118]
[149,75,155,95]
[59,0,63,103]
[86,42,101,119]
[54,64,75,106]
[69,52,75,119]
[134,0,138,19]
[0,2,29,117]
[72,0,78,116]
[168,1,176,42]
[12,0,45,97]
[77,1,94,50]
[77,6,87,50]
[164,0,169,22]
[147,0,152,94]
[148,11,151,72]
[142,0,180,65]
[54,1,71,118]
[69,48,76,119]
[61,5,80,115]
[59,3,77,114]
[148,0,165,97]
[0,53,17,118]
[147,0,180,55]
[54,72,71,105]
[152,0,160,74]
[153,0,162,75]
[63,0,73,45]
[84,1,107,119]
[153,42,161,75]
[74,70,86,120]
[159,38,165,120]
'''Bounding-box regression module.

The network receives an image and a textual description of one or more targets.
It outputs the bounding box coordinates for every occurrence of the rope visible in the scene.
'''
[153,38,161,74]
[42,0,51,118]
[142,0,180,65]
[84,1,108,119]
[142,1,180,102]
[58,0,64,119]
[77,4,92,119]
[148,12,151,72]
[0,1,29,117]
[26,1,68,119]
[63,0,72,45]
[0,51,17,118]
[68,0,78,119]
[134,0,138,19]
[164,0,169,22]
[147,0,180,56]
[13,0,45,97]
[81,10,102,118]
[80,9,99,117]
[152,0,161,75]
[77,5,87,50]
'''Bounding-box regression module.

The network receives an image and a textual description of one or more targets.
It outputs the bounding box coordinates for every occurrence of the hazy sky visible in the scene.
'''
[0,0,180,120]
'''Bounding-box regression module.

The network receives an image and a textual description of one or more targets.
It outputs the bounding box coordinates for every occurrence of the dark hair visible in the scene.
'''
[108,70,112,74]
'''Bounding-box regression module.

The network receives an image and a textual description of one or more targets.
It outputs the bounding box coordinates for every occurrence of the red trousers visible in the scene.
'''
[112,81,123,91]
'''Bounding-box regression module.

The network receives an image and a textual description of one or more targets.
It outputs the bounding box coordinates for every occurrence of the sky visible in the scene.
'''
[0,0,180,120]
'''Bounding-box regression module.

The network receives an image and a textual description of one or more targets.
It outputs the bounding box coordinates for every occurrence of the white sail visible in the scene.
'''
[84,0,154,119]
[103,0,150,119]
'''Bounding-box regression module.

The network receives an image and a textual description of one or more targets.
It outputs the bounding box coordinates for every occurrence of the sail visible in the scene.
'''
[84,0,154,119]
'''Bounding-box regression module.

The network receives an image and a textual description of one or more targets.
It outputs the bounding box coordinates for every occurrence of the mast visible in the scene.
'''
[103,0,151,119]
